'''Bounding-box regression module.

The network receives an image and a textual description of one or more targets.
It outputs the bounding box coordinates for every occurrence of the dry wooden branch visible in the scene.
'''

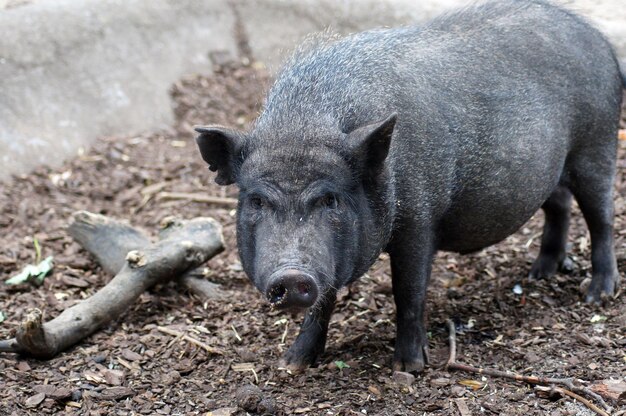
[68,211,223,299]
[157,191,238,207]
[444,319,611,416]
[535,386,610,416]
[0,216,223,358]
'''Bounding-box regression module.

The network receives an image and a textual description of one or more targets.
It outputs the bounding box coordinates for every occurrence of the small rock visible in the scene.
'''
[235,384,263,412]
[71,390,82,401]
[162,370,182,386]
[258,397,277,414]
[25,393,46,408]
[92,354,107,364]
[392,371,415,386]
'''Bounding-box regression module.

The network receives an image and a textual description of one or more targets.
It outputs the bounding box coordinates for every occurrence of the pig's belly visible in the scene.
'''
[436,174,558,254]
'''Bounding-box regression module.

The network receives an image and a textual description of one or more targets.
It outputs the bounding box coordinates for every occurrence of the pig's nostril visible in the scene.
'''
[268,284,287,305]
[297,282,310,296]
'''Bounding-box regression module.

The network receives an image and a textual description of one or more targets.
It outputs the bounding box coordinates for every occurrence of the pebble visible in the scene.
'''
[235,384,263,412]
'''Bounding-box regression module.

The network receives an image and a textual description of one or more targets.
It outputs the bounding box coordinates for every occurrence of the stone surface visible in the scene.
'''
[0,0,624,180]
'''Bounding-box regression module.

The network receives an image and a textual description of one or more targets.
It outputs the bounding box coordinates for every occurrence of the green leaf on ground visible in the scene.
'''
[5,256,54,286]
[334,361,350,370]
[0,311,5,323]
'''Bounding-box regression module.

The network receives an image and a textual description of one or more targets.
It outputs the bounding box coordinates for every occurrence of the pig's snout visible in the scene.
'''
[266,269,318,309]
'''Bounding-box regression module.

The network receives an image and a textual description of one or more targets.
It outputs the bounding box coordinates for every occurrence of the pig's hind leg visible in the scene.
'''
[566,145,620,303]
[529,185,574,279]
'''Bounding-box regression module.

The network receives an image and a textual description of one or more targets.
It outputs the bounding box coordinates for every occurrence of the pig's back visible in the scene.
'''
[257,0,622,252]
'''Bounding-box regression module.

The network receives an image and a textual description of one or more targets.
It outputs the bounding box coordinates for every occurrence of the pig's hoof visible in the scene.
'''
[529,255,573,279]
[584,273,618,304]
[278,343,321,372]
[392,345,428,373]
[393,358,425,373]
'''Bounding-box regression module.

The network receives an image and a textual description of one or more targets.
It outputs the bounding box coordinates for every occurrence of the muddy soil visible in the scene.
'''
[0,59,625,416]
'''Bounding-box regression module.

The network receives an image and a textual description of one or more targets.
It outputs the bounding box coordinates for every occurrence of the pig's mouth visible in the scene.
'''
[265,269,319,310]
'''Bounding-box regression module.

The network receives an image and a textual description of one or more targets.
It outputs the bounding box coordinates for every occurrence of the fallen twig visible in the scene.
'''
[157,191,238,207]
[0,216,223,358]
[68,211,223,300]
[444,319,611,415]
[535,385,610,416]
[156,326,223,355]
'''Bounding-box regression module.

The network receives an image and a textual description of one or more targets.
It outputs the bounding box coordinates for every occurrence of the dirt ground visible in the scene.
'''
[0,59,625,416]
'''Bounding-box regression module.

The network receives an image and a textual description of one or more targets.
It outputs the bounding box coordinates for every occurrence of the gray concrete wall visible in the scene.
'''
[1,0,625,180]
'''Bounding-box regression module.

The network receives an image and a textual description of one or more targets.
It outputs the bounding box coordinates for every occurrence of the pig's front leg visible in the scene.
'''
[387,224,435,373]
[279,289,337,371]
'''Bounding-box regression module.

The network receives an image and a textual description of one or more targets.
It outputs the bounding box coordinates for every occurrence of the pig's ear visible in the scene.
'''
[195,126,244,186]
[347,114,397,174]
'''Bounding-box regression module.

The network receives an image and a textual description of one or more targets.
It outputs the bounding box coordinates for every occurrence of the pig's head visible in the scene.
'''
[195,114,396,311]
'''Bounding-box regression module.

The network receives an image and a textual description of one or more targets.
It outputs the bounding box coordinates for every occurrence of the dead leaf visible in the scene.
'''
[459,379,484,390]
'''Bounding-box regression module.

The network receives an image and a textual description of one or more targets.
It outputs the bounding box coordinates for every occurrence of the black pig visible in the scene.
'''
[196,0,624,372]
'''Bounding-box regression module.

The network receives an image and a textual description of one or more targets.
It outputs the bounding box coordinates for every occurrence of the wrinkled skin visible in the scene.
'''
[196,0,624,373]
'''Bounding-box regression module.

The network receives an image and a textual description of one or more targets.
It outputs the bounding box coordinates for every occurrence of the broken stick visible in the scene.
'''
[0,216,223,358]
[68,211,223,299]
[444,319,611,416]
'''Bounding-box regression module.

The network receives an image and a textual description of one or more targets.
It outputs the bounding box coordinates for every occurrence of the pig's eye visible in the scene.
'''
[318,193,338,210]
[249,196,265,209]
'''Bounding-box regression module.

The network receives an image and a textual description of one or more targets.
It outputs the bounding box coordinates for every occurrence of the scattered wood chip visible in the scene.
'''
[207,407,238,416]
[48,387,72,401]
[102,369,125,386]
[83,371,106,384]
[368,385,382,396]
[430,377,451,387]
[591,379,626,404]
[60,275,90,288]
[392,371,415,386]
[157,326,224,355]
[16,361,31,372]
[121,349,142,362]
[454,398,471,416]
[25,392,46,408]
[100,386,134,401]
